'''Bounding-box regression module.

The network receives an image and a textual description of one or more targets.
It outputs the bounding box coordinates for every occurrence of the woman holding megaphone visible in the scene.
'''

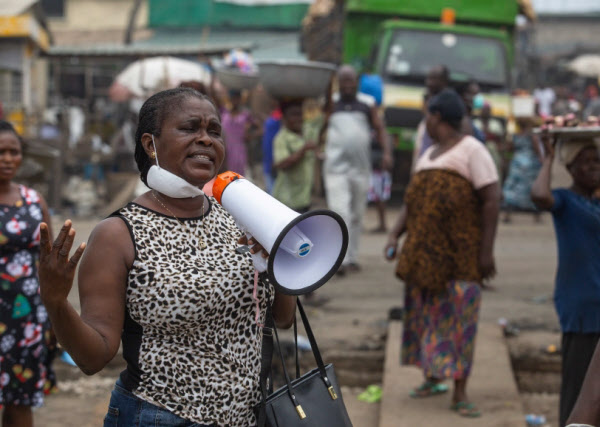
[37,88,297,426]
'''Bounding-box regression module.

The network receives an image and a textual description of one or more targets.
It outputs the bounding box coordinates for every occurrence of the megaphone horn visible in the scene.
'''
[213,172,348,295]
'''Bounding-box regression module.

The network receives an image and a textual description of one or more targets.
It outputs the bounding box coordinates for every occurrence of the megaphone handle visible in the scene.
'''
[243,230,267,272]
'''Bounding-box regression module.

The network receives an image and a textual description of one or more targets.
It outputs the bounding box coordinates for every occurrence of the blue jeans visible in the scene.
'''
[103,379,214,427]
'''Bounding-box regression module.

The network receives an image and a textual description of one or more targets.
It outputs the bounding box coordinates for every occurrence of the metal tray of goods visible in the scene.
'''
[533,126,600,140]
[215,67,259,91]
[258,60,336,99]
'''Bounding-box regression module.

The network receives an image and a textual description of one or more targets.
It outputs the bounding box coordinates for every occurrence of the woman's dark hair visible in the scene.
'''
[427,88,465,131]
[134,87,217,185]
[0,120,25,152]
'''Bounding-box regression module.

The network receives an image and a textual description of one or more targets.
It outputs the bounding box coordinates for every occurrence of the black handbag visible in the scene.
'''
[255,300,353,427]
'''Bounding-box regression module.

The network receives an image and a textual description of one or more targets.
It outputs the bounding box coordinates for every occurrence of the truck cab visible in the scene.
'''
[342,0,518,197]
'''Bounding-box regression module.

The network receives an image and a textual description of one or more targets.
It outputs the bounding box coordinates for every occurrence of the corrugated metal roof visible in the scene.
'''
[0,0,37,16]
[137,28,305,61]
[47,41,255,58]
[46,28,305,60]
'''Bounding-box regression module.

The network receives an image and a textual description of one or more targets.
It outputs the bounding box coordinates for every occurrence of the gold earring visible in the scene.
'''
[150,152,156,160]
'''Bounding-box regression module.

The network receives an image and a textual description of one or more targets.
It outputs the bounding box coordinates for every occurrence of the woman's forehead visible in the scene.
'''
[0,131,21,144]
[165,96,219,121]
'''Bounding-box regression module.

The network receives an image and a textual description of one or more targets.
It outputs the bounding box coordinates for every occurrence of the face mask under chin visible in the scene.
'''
[146,165,205,198]
[147,134,205,198]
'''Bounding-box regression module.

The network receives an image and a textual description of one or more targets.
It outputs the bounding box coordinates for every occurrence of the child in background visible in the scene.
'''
[261,107,282,194]
[272,99,328,306]
[272,99,317,213]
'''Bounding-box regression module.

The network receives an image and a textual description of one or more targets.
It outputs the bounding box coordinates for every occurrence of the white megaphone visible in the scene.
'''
[213,171,348,295]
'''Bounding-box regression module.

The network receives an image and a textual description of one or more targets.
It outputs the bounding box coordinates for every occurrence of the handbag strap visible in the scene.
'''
[293,316,300,379]
[297,300,338,398]
[257,298,337,427]
[257,304,274,427]
[296,300,327,380]
[272,316,307,418]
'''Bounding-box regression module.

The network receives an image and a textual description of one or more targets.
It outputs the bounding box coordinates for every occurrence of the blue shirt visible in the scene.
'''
[262,117,281,176]
[551,189,600,333]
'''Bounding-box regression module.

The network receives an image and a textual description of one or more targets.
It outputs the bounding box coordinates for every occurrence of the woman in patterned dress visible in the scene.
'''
[384,89,500,417]
[502,117,543,223]
[0,121,56,427]
[37,88,297,426]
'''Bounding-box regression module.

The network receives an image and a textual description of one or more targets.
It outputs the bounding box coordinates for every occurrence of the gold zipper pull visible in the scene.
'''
[328,386,338,400]
[296,404,306,419]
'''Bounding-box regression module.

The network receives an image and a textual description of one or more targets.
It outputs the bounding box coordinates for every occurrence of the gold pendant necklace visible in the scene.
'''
[151,190,208,250]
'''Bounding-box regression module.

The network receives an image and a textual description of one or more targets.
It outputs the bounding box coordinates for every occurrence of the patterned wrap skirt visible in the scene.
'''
[401,280,481,380]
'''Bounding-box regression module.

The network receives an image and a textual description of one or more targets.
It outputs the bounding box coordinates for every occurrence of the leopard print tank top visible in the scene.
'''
[114,198,273,426]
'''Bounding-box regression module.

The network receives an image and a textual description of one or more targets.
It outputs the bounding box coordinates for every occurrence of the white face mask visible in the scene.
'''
[146,135,204,199]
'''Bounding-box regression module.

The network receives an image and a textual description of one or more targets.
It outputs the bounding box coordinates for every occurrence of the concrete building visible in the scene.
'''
[0,0,51,135]
[532,0,600,58]
[45,0,148,44]
[44,0,150,103]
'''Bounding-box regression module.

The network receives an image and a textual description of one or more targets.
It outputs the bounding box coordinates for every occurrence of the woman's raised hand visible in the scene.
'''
[538,124,556,159]
[39,220,86,309]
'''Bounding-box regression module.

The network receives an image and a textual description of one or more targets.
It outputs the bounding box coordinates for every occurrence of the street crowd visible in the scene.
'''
[0,60,599,427]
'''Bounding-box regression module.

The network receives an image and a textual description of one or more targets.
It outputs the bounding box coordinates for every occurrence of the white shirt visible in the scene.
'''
[534,87,556,116]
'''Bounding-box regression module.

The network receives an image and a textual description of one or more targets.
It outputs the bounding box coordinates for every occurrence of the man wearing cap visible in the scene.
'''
[531,134,600,426]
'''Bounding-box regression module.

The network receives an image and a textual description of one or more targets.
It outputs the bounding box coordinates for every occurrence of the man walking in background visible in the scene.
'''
[323,65,392,275]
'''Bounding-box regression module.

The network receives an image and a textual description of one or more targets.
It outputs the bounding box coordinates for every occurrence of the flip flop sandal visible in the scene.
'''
[450,401,481,418]
[409,381,449,398]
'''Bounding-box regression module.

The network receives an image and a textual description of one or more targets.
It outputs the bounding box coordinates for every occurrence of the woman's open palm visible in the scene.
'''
[39,220,86,308]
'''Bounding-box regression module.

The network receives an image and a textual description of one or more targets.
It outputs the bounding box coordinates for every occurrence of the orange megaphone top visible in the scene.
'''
[212,171,244,204]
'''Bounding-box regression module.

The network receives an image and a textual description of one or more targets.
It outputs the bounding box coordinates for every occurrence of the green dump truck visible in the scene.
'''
[345,0,516,135]
[303,0,519,196]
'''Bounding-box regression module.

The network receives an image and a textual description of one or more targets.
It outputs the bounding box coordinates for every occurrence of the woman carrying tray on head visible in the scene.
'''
[210,52,261,177]
[215,88,258,176]
[531,125,600,426]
